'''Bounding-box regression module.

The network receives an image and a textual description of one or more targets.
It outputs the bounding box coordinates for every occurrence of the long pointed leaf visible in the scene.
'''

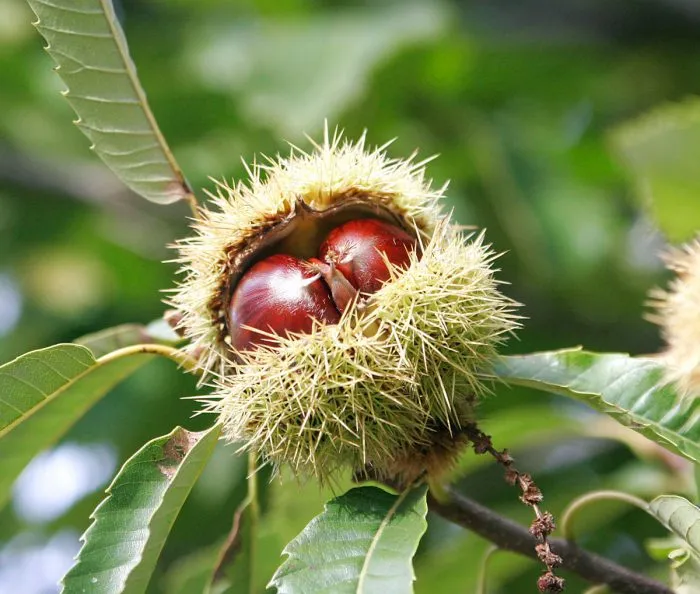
[0,344,152,509]
[62,424,222,594]
[270,484,429,594]
[495,349,700,463]
[26,0,193,205]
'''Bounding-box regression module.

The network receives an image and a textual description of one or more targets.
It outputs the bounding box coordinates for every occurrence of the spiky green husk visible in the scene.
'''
[200,223,519,481]
[171,131,520,482]
[649,236,700,398]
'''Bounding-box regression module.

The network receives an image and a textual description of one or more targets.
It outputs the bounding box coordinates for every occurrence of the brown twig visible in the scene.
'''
[212,501,247,582]
[428,487,672,594]
[211,453,259,590]
[464,422,564,591]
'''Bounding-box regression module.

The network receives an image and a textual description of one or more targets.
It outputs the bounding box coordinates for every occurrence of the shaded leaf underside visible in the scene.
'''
[648,495,700,592]
[648,496,700,559]
[26,0,191,205]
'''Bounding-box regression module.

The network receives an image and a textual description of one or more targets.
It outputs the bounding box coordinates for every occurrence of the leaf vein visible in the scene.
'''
[69,94,140,105]
[33,0,103,14]
[37,25,112,39]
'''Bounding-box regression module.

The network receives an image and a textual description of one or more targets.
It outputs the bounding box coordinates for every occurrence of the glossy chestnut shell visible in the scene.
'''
[319,218,417,294]
[228,254,340,352]
[228,218,418,352]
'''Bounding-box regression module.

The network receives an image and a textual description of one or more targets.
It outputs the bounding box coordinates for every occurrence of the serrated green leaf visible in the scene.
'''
[647,496,700,593]
[75,320,182,358]
[612,100,700,241]
[62,424,222,594]
[648,496,700,559]
[495,349,700,463]
[0,343,152,510]
[25,0,192,205]
[270,484,428,594]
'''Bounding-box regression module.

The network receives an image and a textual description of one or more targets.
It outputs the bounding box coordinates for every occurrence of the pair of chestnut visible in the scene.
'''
[228,218,417,352]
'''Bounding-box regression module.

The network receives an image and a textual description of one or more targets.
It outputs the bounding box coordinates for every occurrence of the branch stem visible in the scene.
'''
[184,191,200,220]
[428,487,672,594]
[211,451,260,591]
[463,422,563,591]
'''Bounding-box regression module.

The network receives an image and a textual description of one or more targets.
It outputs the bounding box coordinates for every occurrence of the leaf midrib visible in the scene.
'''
[122,425,221,592]
[0,346,96,439]
[0,345,153,439]
[92,0,184,185]
[356,487,410,593]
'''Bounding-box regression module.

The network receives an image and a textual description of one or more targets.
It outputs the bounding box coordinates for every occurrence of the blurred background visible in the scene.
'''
[1,0,698,592]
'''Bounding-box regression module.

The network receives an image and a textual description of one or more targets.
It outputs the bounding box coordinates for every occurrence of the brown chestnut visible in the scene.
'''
[319,219,417,294]
[228,218,418,352]
[228,254,340,352]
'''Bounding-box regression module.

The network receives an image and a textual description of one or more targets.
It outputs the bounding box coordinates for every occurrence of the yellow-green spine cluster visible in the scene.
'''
[171,130,520,482]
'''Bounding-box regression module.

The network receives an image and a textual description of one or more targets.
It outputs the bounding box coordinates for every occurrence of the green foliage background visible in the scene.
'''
[1,0,699,592]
